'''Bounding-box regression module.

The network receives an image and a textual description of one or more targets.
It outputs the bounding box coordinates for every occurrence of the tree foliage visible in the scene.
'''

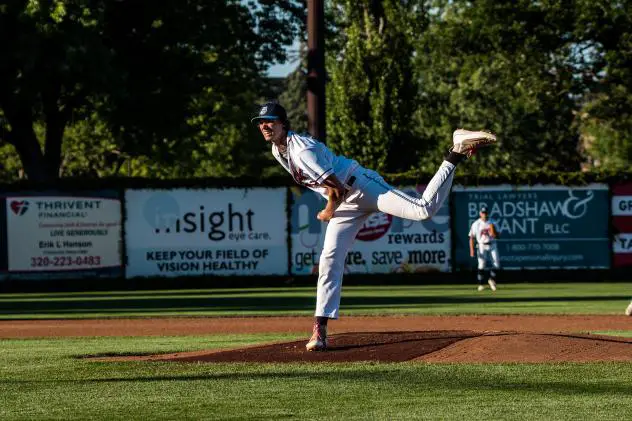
[413,0,587,172]
[323,0,631,174]
[2,0,631,182]
[326,0,425,173]
[278,45,308,135]
[0,0,303,180]
[574,0,632,170]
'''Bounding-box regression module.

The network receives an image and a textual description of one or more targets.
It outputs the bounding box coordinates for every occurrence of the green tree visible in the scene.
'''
[414,0,585,172]
[574,0,632,170]
[0,0,303,181]
[279,44,308,135]
[326,0,426,173]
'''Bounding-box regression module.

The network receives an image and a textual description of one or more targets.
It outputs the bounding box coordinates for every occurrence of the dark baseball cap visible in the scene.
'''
[480,206,488,213]
[251,102,288,123]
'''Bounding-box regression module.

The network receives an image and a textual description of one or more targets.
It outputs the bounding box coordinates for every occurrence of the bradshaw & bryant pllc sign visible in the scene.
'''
[452,184,609,269]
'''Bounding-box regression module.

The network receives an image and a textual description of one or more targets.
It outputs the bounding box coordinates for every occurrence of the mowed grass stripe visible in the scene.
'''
[0,283,627,299]
[0,282,630,319]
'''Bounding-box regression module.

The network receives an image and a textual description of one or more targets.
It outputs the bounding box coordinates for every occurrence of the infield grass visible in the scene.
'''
[2,334,632,421]
[0,282,630,319]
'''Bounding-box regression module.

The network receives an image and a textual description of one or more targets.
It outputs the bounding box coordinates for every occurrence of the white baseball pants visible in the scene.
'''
[477,243,500,270]
[315,161,456,319]
[476,243,500,285]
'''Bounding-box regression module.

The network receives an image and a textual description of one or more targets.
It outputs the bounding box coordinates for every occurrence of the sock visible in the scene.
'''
[445,151,467,166]
[477,269,486,284]
[316,316,329,326]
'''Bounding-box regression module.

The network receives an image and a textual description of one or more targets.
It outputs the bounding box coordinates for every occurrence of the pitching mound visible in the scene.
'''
[418,332,632,363]
[97,331,632,364]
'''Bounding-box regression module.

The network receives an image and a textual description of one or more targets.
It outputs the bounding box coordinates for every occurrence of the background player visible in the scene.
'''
[469,206,500,291]
[252,101,497,351]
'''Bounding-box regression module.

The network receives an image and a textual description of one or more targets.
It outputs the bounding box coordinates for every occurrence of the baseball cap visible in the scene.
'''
[251,102,288,124]
[480,206,488,213]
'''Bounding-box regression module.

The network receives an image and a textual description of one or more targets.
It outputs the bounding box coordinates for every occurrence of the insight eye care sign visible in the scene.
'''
[124,188,288,277]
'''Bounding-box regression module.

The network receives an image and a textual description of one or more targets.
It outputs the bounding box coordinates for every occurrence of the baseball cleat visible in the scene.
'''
[488,279,497,291]
[452,129,497,157]
[306,323,328,351]
[477,285,486,292]
[625,301,632,316]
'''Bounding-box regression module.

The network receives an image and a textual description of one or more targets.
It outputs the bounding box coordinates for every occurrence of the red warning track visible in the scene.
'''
[2,315,630,338]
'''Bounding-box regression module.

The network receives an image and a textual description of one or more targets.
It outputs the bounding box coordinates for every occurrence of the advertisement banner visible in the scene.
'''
[290,186,451,275]
[452,184,610,269]
[0,198,6,274]
[612,183,632,267]
[125,188,288,277]
[2,191,122,280]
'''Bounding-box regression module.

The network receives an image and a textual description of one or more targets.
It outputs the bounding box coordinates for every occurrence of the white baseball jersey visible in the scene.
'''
[469,218,497,246]
[470,218,500,269]
[272,131,359,198]
[271,130,457,319]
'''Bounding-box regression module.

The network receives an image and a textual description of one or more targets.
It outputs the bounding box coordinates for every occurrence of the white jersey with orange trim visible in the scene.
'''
[469,218,497,248]
[469,218,500,272]
[271,131,360,198]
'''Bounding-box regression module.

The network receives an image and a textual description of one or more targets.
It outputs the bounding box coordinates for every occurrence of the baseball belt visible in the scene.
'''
[344,176,356,191]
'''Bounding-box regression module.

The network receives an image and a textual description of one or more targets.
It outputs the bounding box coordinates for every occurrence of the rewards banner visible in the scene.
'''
[2,191,122,280]
[125,188,288,277]
[290,186,451,275]
[452,184,610,269]
[612,183,632,267]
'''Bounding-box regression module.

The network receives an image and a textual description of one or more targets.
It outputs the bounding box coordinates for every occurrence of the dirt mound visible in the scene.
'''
[98,331,632,364]
[418,332,632,363]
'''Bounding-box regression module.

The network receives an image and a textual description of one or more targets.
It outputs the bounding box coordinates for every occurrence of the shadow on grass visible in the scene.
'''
[0,295,629,315]
[0,289,313,301]
[4,366,632,397]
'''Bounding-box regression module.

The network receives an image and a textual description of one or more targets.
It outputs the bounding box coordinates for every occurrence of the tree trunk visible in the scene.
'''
[42,84,69,179]
[44,110,66,178]
[6,125,47,181]
[0,90,51,180]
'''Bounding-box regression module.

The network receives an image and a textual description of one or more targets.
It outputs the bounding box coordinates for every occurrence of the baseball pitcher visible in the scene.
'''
[252,102,497,351]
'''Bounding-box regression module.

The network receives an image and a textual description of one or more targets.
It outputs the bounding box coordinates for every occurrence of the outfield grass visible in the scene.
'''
[1,334,632,420]
[1,283,631,420]
[0,282,630,319]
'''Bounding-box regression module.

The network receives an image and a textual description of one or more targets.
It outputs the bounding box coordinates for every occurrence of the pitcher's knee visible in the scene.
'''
[415,207,431,221]
[318,253,345,281]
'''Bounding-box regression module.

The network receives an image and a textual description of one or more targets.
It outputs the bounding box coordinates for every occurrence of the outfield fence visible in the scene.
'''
[0,180,631,283]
